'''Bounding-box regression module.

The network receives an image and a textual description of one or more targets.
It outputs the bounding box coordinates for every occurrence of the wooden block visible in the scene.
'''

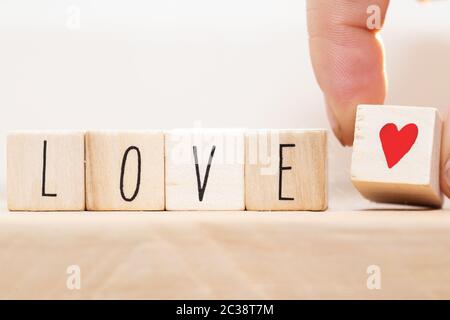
[7,132,85,211]
[351,105,443,207]
[245,130,327,211]
[165,130,245,210]
[85,131,165,211]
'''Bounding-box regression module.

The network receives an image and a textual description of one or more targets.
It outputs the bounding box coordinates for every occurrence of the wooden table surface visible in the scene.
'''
[1,197,450,299]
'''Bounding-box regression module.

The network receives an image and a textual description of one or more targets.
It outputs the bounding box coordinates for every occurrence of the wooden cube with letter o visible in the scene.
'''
[85,131,165,211]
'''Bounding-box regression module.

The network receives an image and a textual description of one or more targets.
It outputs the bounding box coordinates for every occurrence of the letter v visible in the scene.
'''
[193,145,216,201]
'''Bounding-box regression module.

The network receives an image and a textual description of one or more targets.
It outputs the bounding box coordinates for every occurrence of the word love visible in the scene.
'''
[7,129,327,211]
[351,105,443,208]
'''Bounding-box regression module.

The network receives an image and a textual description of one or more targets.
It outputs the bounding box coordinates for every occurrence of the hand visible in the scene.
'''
[307,0,450,199]
[307,0,389,146]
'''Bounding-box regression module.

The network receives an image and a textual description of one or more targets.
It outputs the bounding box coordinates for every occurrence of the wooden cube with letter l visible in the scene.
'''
[7,131,85,211]
[85,131,165,211]
[351,105,443,207]
[245,129,327,211]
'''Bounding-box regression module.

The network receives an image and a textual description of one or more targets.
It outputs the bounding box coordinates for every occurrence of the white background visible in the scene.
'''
[0,0,449,209]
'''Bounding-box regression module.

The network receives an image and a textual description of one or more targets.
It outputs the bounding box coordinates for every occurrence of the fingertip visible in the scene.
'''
[311,30,387,146]
[307,0,389,147]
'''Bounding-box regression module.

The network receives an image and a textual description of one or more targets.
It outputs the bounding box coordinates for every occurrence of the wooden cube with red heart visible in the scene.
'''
[351,105,443,207]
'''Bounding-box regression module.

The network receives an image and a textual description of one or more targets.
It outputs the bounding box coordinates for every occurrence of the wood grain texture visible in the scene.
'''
[165,130,245,210]
[7,132,85,211]
[85,131,165,211]
[351,105,443,207]
[1,208,450,299]
[245,130,327,211]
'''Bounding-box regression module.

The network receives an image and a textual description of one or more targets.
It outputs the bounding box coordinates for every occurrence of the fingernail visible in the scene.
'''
[444,158,450,188]
[331,122,346,146]
[324,96,346,146]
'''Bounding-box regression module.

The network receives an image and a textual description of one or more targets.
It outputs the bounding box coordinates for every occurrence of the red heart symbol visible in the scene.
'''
[379,123,418,169]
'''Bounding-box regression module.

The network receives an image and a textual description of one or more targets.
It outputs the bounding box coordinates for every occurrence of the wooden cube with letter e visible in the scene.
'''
[245,129,327,211]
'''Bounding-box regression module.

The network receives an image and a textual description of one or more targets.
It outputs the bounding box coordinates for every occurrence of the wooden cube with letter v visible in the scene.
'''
[351,105,443,207]
[165,129,245,210]
[85,131,165,211]
[245,129,327,211]
[7,131,85,211]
